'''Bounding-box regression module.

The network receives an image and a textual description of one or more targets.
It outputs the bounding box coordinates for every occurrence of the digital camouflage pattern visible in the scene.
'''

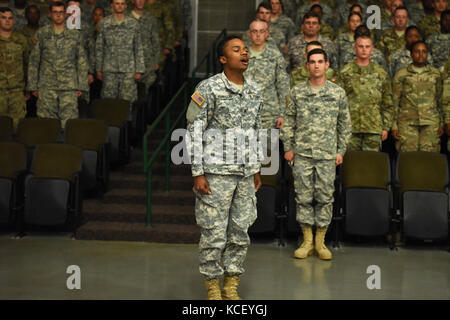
[144,0,176,55]
[319,22,335,40]
[376,27,406,59]
[392,64,443,151]
[194,173,256,280]
[389,47,434,77]
[185,72,263,177]
[295,2,334,28]
[130,11,160,91]
[11,7,26,31]
[405,0,425,24]
[290,64,336,87]
[281,80,352,159]
[418,14,440,39]
[426,32,450,69]
[0,31,28,127]
[443,58,450,125]
[287,33,337,70]
[244,43,289,128]
[336,61,394,135]
[270,14,297,44]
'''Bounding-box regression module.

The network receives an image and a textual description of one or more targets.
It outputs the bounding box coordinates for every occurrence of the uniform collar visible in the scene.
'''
[406,63,432,73]
[220,72,252,95]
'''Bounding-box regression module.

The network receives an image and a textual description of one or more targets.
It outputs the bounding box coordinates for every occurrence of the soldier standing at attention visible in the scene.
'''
[27,1,88,129]
[376,6,409,61]
[281,48,352,261]
[96,0,145,104]
[337,30,394,151]
[186,36,263,300]
[0,7,29,128]
[244,20,289,133]
[392,41,443,152]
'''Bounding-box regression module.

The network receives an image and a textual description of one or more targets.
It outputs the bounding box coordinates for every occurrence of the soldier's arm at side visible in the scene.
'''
[280,87,297,161]
[391,70,402,139]
[336,89,352,160]
[381,73,394,138]
[95,21,105,80]
[76,33,89,92]
[26,31,41,93]
[134,23,146,76]
[275,53,290,123]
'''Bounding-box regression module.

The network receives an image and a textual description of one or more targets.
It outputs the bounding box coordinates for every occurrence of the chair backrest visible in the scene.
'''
[0,116,13,141]
[31,144,82,181]
[0,142,26,178]
[16,118,61,147]
[91,98,130,128]
[342,151,390,190]
[65,119,108,151]
[396,152,448,194]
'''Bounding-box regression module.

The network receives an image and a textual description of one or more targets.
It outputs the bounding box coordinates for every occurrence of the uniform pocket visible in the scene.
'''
[193,187,223,229]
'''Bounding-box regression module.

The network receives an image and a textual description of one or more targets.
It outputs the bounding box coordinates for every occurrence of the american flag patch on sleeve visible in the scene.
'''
[191,91,205,107]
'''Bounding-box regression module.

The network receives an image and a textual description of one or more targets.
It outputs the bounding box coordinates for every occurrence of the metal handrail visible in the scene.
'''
[142,29,227,227]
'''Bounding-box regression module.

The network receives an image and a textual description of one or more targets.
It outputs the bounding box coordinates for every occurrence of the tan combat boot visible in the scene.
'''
[204,279,222,300]
[294,225,315,259]
[221,276,241,300]
[315,227,332,260]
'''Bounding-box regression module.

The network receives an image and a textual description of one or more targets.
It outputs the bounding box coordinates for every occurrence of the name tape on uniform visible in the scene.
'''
[191,92,205,108]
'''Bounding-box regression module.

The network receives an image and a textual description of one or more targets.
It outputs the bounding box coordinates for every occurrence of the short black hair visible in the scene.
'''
[302,11,321,24]
[305,40,323,52]
[310,4,323,14]
[354,25,372,42]
[349,4,363,12]
[49,1,66,11]
[348,11,362,22]
[216,35,242,62]
[394,5,408,16]
[405,25,420,37]
[409,40,427,53]
[0,7,13,14]
[257,1,271,12]
[307,48,328,62]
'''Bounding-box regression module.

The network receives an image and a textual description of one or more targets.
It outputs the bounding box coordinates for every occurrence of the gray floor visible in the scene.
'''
[0,233,449,300]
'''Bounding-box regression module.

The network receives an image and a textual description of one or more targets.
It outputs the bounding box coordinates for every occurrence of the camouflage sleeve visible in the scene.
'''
[134,24,146,74]
[443,63,450,124]
[21,35,30,87]
[391,71,403,130]
[381,74,394,131]
[150,18,161,68]
[95,22,104,73]
[275,54,290,118]
[436,73,444,128]
[280,87,297,152]
[186,83,211,177]
[26,30,41,91]
[336,89,352,156]
[86,32,96,75]
[76,33,89,92]
[162,6,176,50]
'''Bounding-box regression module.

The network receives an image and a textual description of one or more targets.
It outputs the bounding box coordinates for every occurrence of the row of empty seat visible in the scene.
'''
[250,151,450,249]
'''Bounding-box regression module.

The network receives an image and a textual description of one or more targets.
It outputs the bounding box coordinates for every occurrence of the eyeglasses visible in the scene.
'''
[250,29,268,35]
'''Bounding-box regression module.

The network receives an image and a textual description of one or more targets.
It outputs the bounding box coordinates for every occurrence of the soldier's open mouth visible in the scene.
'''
[241,58,249,65]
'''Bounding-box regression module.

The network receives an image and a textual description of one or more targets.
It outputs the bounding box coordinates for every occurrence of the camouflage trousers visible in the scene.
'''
[347,133,382,151]
[194,173,257,280]
[396,123,441,152]
[101,72,137,103]
[0,88,26,129]
[138,70,157,95]
[37,89,78,129]
[292,156,336,228]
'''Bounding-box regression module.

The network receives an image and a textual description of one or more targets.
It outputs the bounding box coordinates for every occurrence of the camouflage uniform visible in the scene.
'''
[95,15,145,103]
[244,44,289,129]
[18,26,39,51]
[426,32,450,69]
[319,22,335,40]
[337,61,394,151]
[295,2,334,28]
[336,32,389,72]
[11,7,27,31]
[144,0,176,64]
[405,0,425,24]
[185,72,262,280]
[290,64,336,87]
[281,80,352,227]
[376,28,407,60]
[336,2,367,31]
[271,14,297,44]
[27,25,89,128]
[418,14,440,39]
[287,33,337,70]
[0,31,28,128]
[282,0,299,22]
[27,0,50,26]
[389,46,434,77]
[130,11,160,92]
[442,59,450,150]
[392,64,443,152]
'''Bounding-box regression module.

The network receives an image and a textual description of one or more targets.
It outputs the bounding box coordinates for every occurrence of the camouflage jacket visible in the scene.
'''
[392,64,443,128]
[426,32,450,69]
[145,0,176,50]
[418,14,440,40]
[337,32,389,72]
[27,25,88,91]
[95,15,145,74]
[442,58,450,123]
[290,64,336,87]
[336,61,394,133]
[186,72,263,177]
[11,7,27,31]
[0,31,29,90]
[405,0,425,24]
[281,80,352,159]
[287,33,337,70]
[389,47,434,78]
[244,44,290,119]
[130,11,160,75]
[271,14,297,43]
[376,28,406,59]
[295,2,334,27]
